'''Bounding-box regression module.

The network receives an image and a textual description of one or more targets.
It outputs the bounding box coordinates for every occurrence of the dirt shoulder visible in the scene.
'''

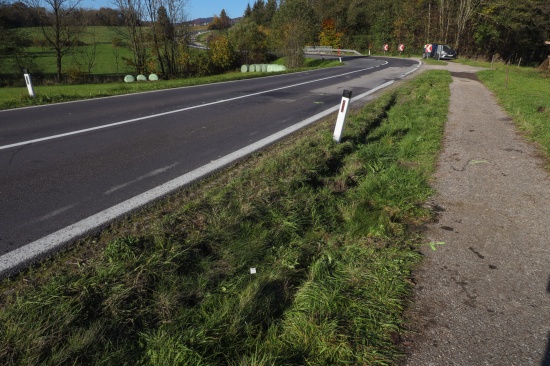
[403,61,550,365]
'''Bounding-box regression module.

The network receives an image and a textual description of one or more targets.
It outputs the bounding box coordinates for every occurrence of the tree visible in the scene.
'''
[111,37,124,76]
[271,0,317,68]
[455,0,482,51]
[0,6,34,75]
[0,1,40,27]
[156,5,173,74]
[24,0,84,80]
[73,28,97,76]
[251,0,263,23]
[243,2,252,18]
[472,0,550,62]
[319,18,343,48]
[208,34,235,71]
[230,18,267,64]
[92,7,124,26]
[208,9,231,31]
[264,0,277,26]
[113,0,148,74]
[144,0,190,77]
[145,0,167,75]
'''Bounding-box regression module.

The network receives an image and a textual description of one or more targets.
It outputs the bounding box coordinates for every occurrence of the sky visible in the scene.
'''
[80,0,251,20]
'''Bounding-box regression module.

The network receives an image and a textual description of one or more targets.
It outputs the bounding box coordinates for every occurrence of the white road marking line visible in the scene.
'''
[0,62,388,152]
[105,163,179,195]
[35,204,77,223]
[0,80,395,276]
[0,60,380,113]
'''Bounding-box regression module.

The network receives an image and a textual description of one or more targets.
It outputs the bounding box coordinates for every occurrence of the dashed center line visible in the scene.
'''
[105,163,179,195]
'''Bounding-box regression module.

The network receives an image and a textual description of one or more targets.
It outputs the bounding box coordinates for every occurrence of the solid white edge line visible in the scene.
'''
[402,60,422,78]
[0,79,396,276]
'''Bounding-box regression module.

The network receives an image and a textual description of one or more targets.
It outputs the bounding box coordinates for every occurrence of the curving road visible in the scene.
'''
[0,56,419,275]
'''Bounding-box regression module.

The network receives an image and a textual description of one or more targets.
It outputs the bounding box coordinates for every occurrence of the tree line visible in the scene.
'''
[228,0,547,69]
[1,0,548,84]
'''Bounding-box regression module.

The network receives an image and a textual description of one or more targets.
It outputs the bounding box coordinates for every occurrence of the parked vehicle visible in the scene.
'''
[422,43,457,60]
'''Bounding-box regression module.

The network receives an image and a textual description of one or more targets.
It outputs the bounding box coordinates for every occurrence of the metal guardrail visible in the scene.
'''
[304,47,362,56]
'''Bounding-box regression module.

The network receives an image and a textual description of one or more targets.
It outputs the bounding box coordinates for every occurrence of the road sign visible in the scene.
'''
[383,44,389,51]
[398,44,405,52]
[425,44,432,52]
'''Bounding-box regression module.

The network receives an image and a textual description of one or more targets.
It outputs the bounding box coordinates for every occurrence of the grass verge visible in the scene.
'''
[0,59,340,111]
[0,70,451,365]
[421,58,448,66]
[475,64,550,167]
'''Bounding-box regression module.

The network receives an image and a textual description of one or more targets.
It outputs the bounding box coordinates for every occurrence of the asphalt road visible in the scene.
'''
[0,56,419,274]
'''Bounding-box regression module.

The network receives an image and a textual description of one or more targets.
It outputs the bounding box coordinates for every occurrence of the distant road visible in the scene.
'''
[0,56,419,275]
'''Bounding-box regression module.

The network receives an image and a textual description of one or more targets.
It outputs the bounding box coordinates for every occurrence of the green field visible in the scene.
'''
[10,27,135,75]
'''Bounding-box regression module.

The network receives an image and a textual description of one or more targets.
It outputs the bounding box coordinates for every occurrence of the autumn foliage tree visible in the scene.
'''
[208,34,235,71]
[318,18,343,48]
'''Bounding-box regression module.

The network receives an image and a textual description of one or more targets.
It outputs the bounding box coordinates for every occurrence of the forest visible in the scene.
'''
[1,0,549,83]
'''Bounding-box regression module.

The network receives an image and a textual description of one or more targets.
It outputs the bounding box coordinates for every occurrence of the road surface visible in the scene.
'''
[0,56,419,275]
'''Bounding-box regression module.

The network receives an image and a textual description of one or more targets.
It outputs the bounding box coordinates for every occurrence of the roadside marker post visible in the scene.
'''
[333,89,352,143]
[22,69,35,98]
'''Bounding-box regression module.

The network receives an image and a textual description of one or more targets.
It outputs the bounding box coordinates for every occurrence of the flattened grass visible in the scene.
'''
[0,70,451,365]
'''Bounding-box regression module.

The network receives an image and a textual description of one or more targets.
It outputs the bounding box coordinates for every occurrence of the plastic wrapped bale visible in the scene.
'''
[241,64,250,73]
[124,75,135,82]
[260,64,268,72]
[250,64,258,72]
[137,74,147,81]
[148,73,159,81]
[267,64,287,72]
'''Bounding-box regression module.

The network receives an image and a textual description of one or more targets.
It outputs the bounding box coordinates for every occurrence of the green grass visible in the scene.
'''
[421,58,448,66]
[0,70,451,365]
[0,72,272,110]
[452,58,550,165]
[455,58,493,68]
[12,27,135,75]
[0,58,345,110]
[473,63,550,166]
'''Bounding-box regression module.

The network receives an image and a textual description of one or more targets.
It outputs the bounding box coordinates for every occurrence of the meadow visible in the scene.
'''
[13,26,135,76]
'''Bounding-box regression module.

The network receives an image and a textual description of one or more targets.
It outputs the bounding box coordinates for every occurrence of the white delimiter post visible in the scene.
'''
[333,89,352,143]
[23,69,35,98]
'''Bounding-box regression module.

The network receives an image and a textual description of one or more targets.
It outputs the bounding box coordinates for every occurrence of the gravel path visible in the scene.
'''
[403,62,550,365]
